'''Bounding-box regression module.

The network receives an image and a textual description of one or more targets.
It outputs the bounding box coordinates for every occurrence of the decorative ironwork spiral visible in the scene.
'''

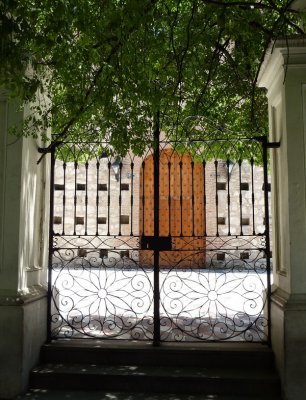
[50,136,271,342]
[159,249,268,341]
[51,250,154,339]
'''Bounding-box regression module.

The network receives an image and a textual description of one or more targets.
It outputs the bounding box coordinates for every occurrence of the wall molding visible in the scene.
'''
[271,287,306,311]
[0,286,47,306]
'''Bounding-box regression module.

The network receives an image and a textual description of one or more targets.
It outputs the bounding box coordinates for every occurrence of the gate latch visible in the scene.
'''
[140,236,172,251]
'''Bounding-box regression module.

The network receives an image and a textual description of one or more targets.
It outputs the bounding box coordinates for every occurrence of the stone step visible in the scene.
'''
[41,340,275,369]
[16,390,279,400]
[29,362,280,398]
[29,341,281,399]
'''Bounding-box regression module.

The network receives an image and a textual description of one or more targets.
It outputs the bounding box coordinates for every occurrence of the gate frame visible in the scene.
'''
[45,133,276,344]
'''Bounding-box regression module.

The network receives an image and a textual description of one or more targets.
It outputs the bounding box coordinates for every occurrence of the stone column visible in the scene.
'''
[258,37,306,400]
[0,93,50,398]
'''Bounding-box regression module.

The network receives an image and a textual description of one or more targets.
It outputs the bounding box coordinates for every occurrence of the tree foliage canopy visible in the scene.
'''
[1,0,304,155]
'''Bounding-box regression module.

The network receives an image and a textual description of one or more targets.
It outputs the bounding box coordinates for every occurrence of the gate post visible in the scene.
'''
[153,112,161,344]
[0,93,50,397]
[258,37,306,400]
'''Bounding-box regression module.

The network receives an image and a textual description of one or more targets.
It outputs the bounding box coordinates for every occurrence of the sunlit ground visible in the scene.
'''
[51,267,272,341]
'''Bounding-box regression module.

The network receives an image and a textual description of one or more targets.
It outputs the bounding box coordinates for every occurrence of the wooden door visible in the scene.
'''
[139,148,206,268]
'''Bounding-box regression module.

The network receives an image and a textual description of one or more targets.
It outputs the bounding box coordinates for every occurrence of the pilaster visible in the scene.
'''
[0,93,49,398]
[258,36,306,400]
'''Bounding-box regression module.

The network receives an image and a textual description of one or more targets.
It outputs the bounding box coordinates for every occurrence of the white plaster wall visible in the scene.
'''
[258,39,306,400]
[0,97,7,279]
[0,96,24,294]
[18,136,50,292]
[284,64,306,294]
[0,298,47,399]
[0,93,50,398]
[0,94,49,295]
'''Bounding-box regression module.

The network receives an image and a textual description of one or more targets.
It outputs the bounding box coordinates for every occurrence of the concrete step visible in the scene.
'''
[41,340,275,369]
[28,341,281,399]
[29,362,280,398]
[16,389,280,400]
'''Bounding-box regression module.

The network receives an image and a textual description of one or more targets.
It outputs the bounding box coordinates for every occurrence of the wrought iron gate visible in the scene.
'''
[48,134,271,343]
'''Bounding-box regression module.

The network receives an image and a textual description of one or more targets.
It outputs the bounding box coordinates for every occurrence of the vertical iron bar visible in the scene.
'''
[215,160,219,237]
[226,159,231,236]
[119,161,122,236]
[191,160,195,236]
[47,151,55,342]
[179,160,183,236]
[130,161,134,236]
[96,161,100,236]
[142,161,145,235]
[251,157,256,235]
[262,137,272,346]
[73,161,77,235]
[203,161,207,236]
[153,113,160,345]
[85,162,88,235]
[107,161,111,236]
[239,160,243,236]
[168,161,171,236]
[62,162,66,235]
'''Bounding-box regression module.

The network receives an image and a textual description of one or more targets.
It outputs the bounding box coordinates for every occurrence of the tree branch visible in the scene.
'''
[201,0,275,10]
[284,16,305,34]
[38,0,159,159]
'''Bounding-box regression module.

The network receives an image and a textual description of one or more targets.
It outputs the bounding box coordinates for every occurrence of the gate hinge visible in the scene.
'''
[267,142,280,149]
[38,147,52,154]
[140,236,172,251]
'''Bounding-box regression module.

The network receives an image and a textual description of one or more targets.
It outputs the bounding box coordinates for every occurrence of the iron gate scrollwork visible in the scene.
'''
[48,134,271,343]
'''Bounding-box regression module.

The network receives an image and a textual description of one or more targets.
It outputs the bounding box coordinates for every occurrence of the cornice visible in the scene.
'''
[258,36,306,91]
[257,46,284,92]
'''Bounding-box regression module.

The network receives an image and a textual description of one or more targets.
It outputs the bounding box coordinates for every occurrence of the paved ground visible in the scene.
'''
[51,268,269,341]
[15,390,273,400]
